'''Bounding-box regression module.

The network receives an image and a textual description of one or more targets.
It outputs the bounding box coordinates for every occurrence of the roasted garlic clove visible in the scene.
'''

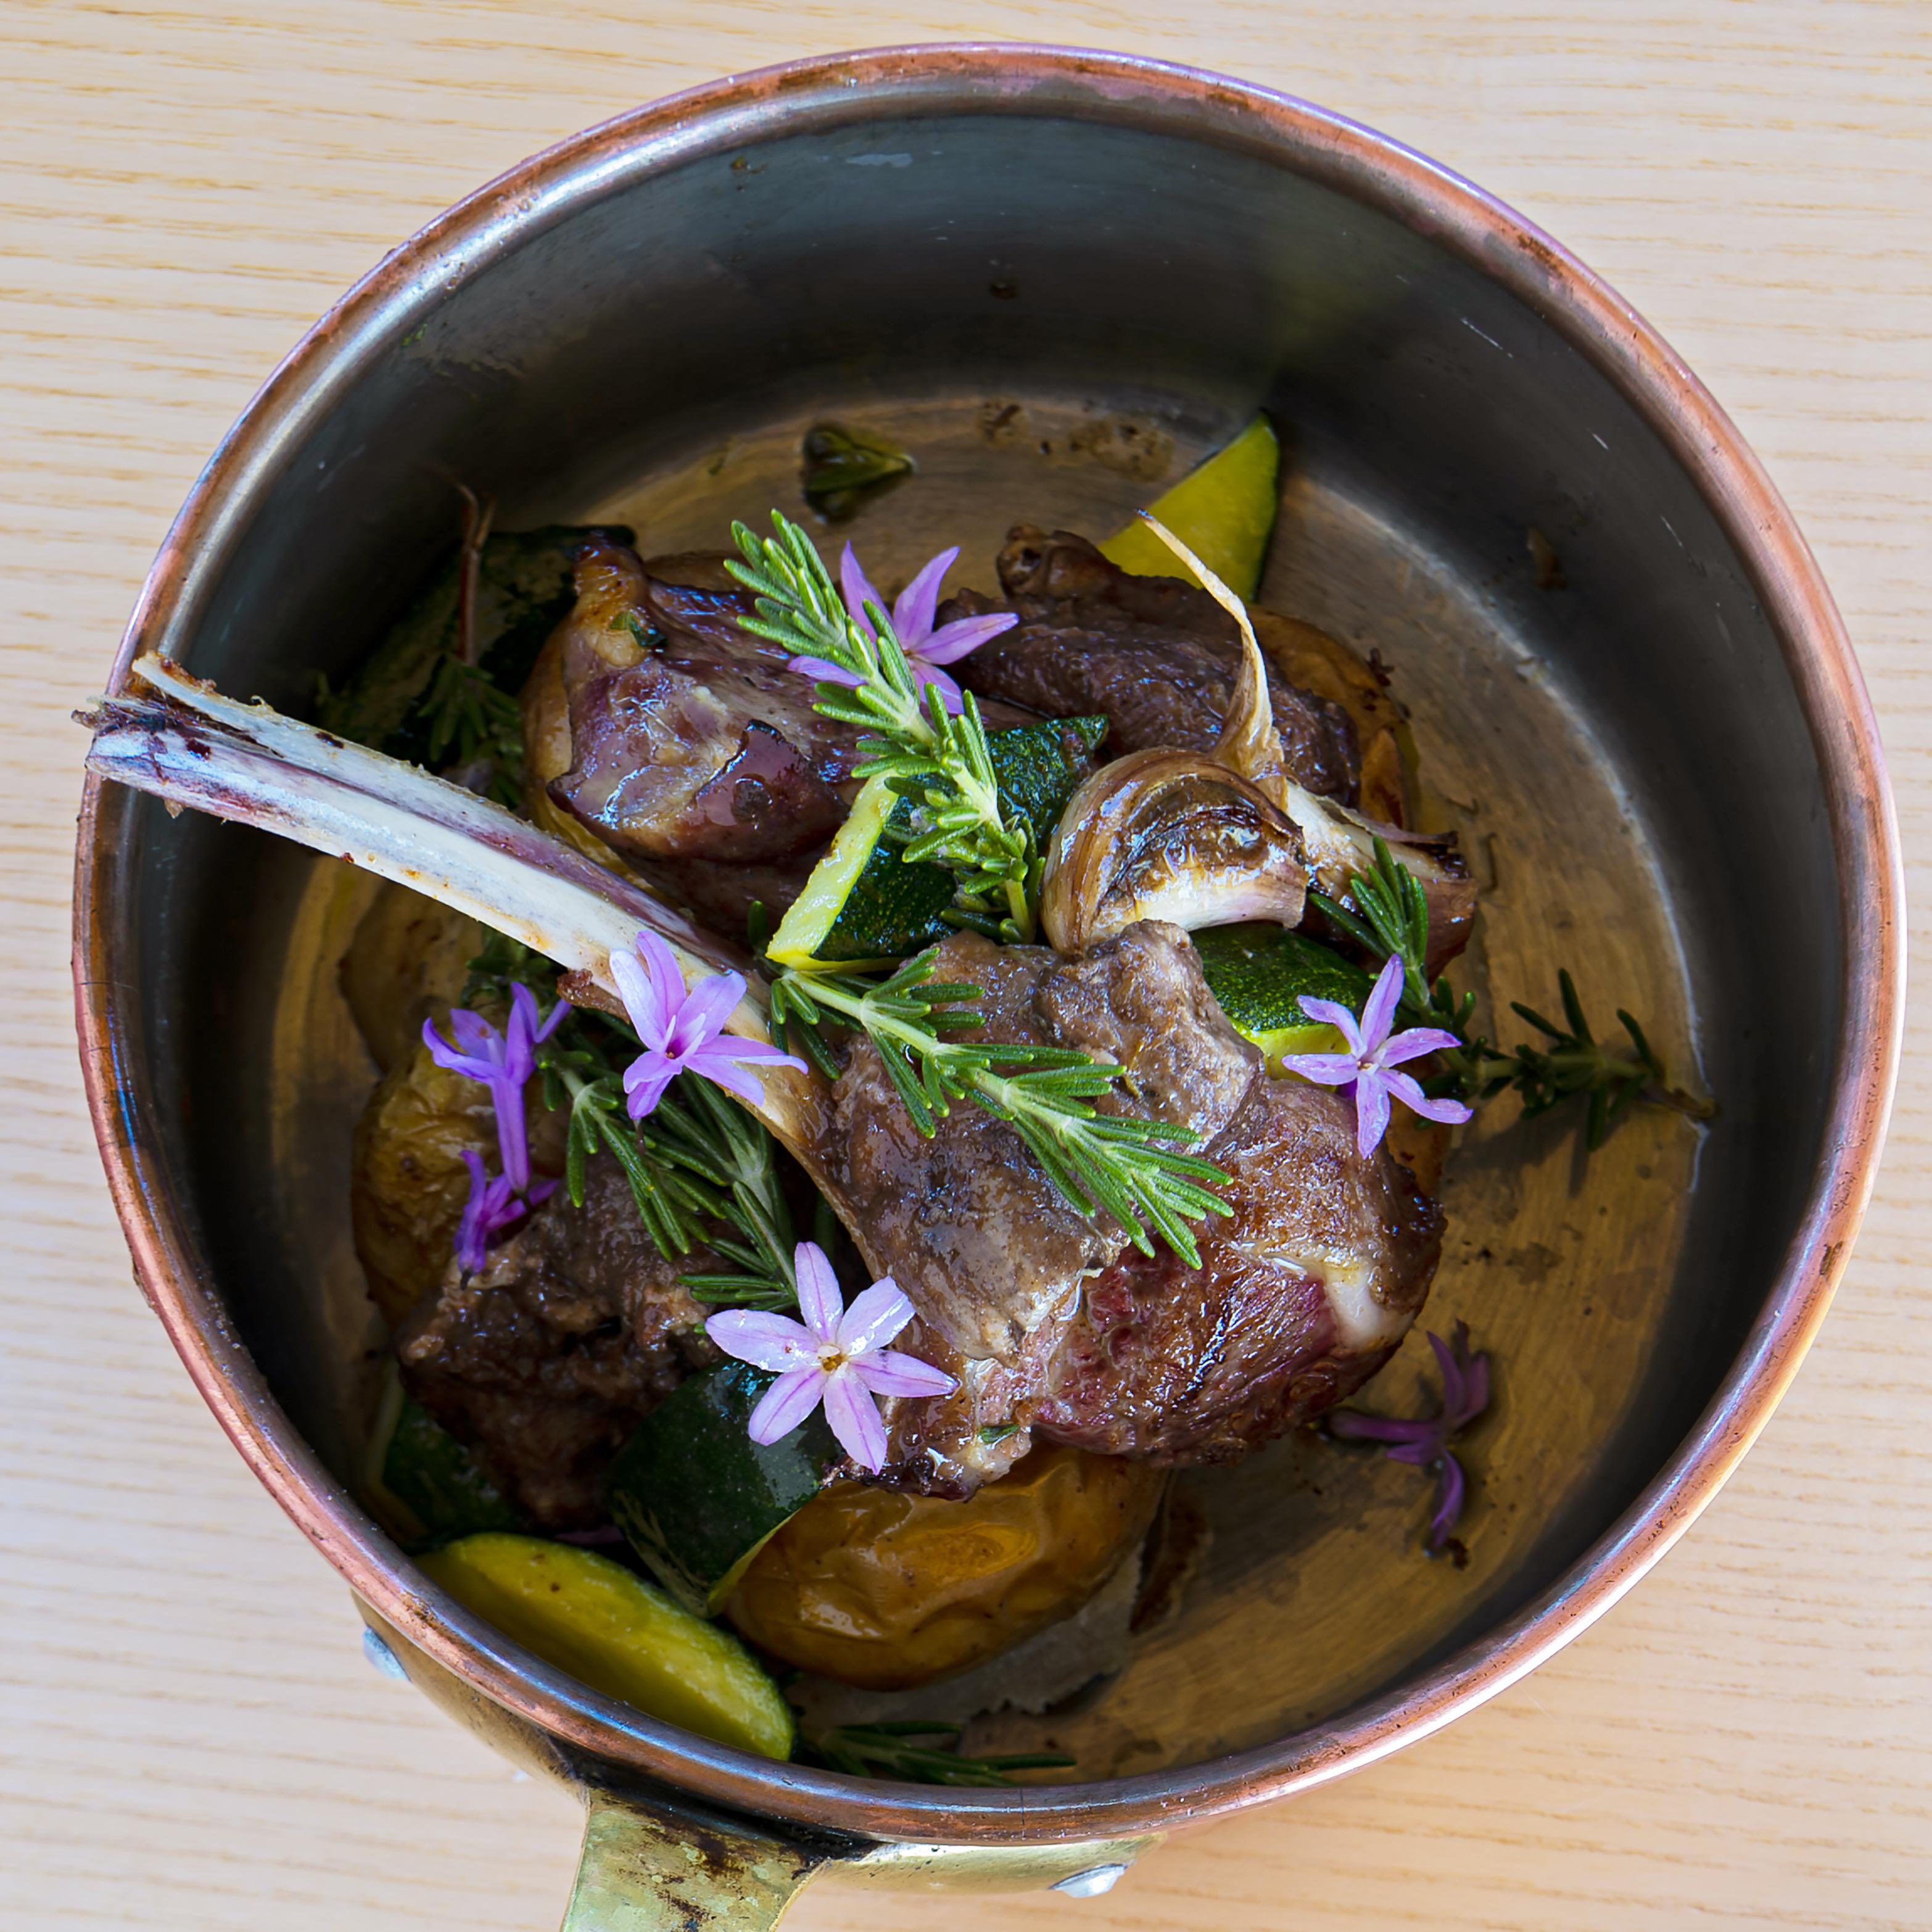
[1039,747,1310,951]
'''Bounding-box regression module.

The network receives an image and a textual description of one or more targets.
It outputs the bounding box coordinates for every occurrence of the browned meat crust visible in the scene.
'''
[943,528,1360,801]
[1034,1077,1444,1461]
[835,923,1442,1496]
[395,1154,719,1528]
[547,539,862,870]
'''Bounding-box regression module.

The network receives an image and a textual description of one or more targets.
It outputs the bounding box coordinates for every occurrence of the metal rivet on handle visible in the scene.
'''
[362,1627,409,1680]
[1051,1864,1129,1898]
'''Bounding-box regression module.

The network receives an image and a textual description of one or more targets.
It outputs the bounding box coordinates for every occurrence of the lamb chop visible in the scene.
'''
[836,925,1442,1495]
[83,609,1455,1500]
[527,539,1039,935]
[397,1153,722,1528]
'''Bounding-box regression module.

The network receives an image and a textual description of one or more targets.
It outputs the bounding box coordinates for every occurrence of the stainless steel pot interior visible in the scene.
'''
[75,46,1897,1846]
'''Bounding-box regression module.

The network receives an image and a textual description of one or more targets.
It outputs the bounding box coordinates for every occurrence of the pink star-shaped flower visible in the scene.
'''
[704,1242,956,1472]
[1282,953,1474,1158]
[609,929,805,1123]
[788,543,1015,714]
[423,981,568,1192]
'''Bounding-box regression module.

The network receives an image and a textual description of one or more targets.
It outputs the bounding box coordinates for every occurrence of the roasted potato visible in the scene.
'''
[339,883,482,1074]
[726,1444,1163,1691]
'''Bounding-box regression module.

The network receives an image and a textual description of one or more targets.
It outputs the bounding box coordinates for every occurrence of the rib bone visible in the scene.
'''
[81,653,833,1160]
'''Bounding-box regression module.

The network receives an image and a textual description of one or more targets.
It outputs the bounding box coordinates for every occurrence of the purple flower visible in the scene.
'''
[609,930,805,1123]
[1329,1322,1490,1550]
[423,982,570,1192]
[1281,953,1474,1158]
[704,1242,957,1472]
[789,543,1016,715]
[455,1148,556,1274]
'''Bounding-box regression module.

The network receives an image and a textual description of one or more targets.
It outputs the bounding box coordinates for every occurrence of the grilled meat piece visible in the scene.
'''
[838,923,1442,1495]
[944,527,1360,801]
[395,1154,719,1528]
[1033,1075,1444,1461]
[541,539,862,870]
[530,539,1040,933]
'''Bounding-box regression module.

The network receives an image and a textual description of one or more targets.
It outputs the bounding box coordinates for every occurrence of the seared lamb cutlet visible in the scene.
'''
[526,539,1040,935]
[524,538,862,933]
[396,1154,722,1529]
[88,658,1449,1509]
[838,924,1443,1496]
[943,527,1361,802]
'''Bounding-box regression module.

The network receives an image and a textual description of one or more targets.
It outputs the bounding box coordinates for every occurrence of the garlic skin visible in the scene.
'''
[1039,748,1309,952]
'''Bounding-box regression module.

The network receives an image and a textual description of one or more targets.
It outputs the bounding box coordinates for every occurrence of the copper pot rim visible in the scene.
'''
[72,43,1902,1845]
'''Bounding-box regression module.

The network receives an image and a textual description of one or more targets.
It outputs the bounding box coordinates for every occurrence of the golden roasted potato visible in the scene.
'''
[350,1018,568,1328]
[726,1444,1163,1691]
[340,883,482,1073]
[351,1036,498,1327]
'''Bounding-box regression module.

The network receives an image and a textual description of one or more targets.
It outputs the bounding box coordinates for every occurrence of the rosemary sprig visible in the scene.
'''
[638,1076,798,1310]
[418,651,524,804]
[768,952,1231,1266]
[727,513,1038,941]
[467,936,802,1305]
[1311,838,1712,1147]
[801,1719,1073,1786]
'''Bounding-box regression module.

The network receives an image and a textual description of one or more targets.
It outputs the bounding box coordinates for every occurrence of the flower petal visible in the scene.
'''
[1428,1451,1467,1550]
[1427,1327,1464,1413]
[1381,1069,1474,1127]
[707,1308,819,1373]
[1353,1071,1393,1158]
[822,1369,889,1472]
[1360,953,1406,1051]
[855,1348,957,1400]
[914,610,1016,666]
[1295,996,1364,1053]
[620,1053,676,1122]
[788,654,865,688]
[1377,1026,1463,1067]
[747,1365,830,1446]
[666,970,743,1057]
[1327,1410,1434,1446]
[839,545,885,641]
[835,1278,915,1356]
[610,936,674,1047]
[791,1241,844,1342]
[455,1148,490,1273]
[891,545,958,647]
[685,1036,807,1105]
[1279,1052,1366,1088]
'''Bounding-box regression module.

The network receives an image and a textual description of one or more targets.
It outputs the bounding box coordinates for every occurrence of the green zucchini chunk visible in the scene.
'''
[767,715,1106,968]
[1193,923,1373,1067]
[380,1393,522,1546]
[418,1532,795,1759]
[604,1363,842,1618]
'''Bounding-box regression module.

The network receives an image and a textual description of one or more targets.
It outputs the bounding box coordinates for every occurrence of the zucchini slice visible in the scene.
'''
[418,1532,795,1760]
[604,1363,842,1617]
[1192,923,1371,1071]
[766,716,1106,970]
[766,774,954,969]
[379,1391,522,1545]
[1099,414,1280,600]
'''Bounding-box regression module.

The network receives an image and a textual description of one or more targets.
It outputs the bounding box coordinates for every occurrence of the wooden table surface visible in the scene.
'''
[4,3,1928,1926]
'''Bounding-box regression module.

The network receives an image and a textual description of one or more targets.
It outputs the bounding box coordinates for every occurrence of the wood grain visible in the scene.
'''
[2,2,1928,1926]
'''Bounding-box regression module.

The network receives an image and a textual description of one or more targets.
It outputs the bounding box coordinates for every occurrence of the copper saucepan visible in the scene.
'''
[72,44,1901,1926]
